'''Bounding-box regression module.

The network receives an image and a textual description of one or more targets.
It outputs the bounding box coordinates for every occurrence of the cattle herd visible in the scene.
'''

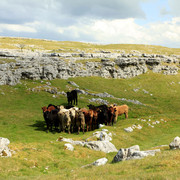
[41,90,129,134]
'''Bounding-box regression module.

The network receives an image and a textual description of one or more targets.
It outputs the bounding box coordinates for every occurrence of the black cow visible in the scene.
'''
[42,105,59,133]
[47,109,59,132]
[66,90,78,105]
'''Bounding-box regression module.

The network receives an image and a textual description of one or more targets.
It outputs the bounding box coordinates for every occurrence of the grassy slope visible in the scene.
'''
[0,37,180,179]
[0,73,179,179]
[0,36,180,55]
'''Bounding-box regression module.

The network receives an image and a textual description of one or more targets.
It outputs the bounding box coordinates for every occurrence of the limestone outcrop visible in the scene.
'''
[0,49,179,85]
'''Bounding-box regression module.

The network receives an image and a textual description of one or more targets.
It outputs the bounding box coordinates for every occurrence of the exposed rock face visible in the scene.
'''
[0,50,179,85]
[0,137,12,157]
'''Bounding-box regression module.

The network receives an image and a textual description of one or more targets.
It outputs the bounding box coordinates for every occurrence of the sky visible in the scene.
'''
[0,0,180,48]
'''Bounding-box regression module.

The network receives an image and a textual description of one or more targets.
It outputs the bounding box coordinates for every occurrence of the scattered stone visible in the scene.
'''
[57,137,85,146]
[112,145,160,163]
[92,131,112,142]
[46,82,51,86]
[124,127,133,132]
[135,124,143,129]
[147,123,154,128]
[45,166,49,170]
[169,136,180,150]
[154,145,169,148]
[116,97,145,106]
[160,119,167,122]
[92,157,108,166]
[58,134,117,153]
[64,143,74,151]
[85,141,118,153]
[124,124,142,132]
[81,157,108,168]
[152,121,160,125]
[68,81,79,87]
[133,88,140,92]
[89,98,109,105]
[99,124,105,128]
[142,89,149,94]
[0,137,12,157]
[102,129,108,132]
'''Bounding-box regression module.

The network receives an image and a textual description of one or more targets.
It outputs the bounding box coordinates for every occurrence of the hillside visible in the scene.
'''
[0,37,179,86]
[0,36,180,55]
[0,37,180,179]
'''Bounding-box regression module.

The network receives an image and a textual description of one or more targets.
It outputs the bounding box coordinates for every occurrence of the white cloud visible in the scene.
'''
[59,0,146,19]
[0,0,179,47]
[0,23,37,33]
[56,17,180,47]
[168,0,180,16]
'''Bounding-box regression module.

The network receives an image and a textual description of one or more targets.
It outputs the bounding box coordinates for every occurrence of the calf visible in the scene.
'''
[76,110,85,134]
[41,105,56,132]
[107,106,117,126]
[69,107,79,133]
[87,104,109,126]
[66,90,78,105]
[58,108,71,134]
[113,104,129,122]
[80,108,94,132]
[91,109,98,130]
[47,109,59,132]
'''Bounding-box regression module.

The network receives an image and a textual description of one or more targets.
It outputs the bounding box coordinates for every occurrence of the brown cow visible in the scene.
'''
[113,104,129,123]
[75,110,85,134]
[80,108,94,132]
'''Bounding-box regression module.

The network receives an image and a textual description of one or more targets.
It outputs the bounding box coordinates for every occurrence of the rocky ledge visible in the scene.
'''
[0,49,179,85]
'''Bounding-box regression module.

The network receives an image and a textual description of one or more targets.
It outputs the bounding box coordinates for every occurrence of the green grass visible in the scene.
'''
[0,72,180,179]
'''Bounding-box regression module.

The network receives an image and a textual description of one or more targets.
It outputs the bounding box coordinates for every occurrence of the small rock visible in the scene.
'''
[92,158,108,166]
[46,82,51,86]
[64,143,74,151]
[0,137,12,157]
[68,81,79,87]
[169,136,180,149]
[124,127,133,132]
[112,145,160,163]
[99,124,105,128]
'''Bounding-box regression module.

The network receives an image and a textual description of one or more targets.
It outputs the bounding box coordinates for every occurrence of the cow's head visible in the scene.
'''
[42,106,47,112]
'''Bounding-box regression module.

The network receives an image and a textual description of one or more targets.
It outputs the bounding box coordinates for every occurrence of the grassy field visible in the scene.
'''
[0,36,180,55]
[0,72,180,179]
[0,37,180,179]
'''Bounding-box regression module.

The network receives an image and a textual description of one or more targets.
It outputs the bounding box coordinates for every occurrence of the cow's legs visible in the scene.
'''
[125,112,128,119]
